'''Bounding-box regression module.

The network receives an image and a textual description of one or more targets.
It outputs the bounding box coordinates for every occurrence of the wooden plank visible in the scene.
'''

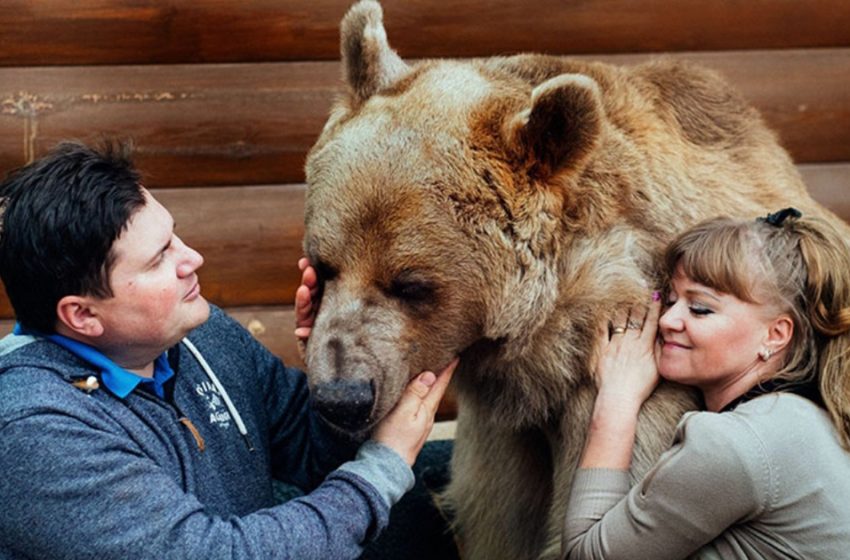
[662,50,850,165]
[0,0,849,66]
[0,306,459,420]
[0,63,339,187]
[0,49,848,188]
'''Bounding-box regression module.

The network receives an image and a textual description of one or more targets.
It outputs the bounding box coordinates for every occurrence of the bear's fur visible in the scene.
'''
[302,2,849,558]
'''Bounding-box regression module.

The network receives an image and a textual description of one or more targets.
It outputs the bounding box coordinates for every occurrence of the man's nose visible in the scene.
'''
[175,236,204,276]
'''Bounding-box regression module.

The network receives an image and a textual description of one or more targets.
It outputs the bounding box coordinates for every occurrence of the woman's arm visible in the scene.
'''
[579,298,661,470]
[563,296,767,559]
[563,412,767,560]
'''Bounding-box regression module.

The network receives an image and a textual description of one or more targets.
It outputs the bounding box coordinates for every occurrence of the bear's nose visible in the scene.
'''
[312,379,375,432]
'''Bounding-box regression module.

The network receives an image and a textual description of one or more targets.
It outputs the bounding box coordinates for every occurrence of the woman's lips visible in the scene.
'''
[662,340,690,350]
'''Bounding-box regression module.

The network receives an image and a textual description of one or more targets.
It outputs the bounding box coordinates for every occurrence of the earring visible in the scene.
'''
[759,348,773,361]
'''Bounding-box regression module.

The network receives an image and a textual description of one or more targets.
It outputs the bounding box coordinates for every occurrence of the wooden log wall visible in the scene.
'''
[1,2,849,421]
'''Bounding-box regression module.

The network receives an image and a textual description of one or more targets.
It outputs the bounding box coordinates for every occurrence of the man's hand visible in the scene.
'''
[373,359,458,466]
[294,258,319,346]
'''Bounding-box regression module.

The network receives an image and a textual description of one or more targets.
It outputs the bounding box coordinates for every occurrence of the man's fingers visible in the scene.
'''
[294,326,312,340]
[294,285,313,327]
[409,371,437,399]
[301,265,318,289]
[421,358,458,411]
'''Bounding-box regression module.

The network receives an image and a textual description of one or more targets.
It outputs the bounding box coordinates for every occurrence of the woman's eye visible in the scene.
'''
[689,305,713,316]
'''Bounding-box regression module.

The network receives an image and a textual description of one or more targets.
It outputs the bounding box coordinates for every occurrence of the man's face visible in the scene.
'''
[93,190,209,359]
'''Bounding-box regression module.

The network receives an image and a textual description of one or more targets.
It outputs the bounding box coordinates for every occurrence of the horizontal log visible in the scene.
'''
[0,161,847,319]
[0,62,338,188]
[0,49,848,188]
[0,0,848,66]
[0,306,459,420]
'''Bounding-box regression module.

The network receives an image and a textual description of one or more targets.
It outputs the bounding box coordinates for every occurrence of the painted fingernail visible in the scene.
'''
[652,290,661,301]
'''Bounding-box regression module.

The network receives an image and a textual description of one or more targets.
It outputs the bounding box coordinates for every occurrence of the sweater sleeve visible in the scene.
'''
[0,409,411,560]
[562,412,772,560]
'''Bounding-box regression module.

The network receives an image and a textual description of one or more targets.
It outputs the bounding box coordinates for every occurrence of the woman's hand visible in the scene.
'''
[373,359,458,466]
[579,295,662,470]
[593,296,662,412]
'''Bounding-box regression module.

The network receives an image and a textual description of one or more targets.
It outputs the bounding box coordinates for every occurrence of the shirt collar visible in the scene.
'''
[13,323,174,399]
[720,376,825,413]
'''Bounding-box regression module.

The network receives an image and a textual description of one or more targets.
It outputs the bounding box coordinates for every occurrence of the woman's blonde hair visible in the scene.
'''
[663,210,850,448]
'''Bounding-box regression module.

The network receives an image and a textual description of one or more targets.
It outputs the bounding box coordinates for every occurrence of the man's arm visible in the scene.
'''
[0,356,453,560]
[0,408,385,560]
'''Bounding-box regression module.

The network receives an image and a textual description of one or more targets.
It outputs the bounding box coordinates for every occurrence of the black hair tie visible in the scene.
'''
[759,207,802,227]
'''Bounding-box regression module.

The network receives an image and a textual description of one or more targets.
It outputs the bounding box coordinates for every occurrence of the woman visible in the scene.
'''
[563,208,850,559]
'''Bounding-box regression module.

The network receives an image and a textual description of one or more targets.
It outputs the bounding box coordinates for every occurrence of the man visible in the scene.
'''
[0,142,455,559]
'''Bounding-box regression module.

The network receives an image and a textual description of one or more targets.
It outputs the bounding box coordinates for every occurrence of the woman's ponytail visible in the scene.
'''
[796,220,850,449]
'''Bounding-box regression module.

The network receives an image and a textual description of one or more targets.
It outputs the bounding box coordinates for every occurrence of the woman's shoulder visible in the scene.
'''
[723,393,850,473]
[669,398,808,476]
[731,393,831,437]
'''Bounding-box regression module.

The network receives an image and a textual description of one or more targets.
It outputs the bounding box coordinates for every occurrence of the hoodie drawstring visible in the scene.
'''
[181,338,255,452]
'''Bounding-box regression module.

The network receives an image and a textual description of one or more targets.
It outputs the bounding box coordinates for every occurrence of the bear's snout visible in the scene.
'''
[312,379,375,432]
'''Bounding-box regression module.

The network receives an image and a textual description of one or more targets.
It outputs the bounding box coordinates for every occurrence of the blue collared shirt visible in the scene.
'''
[13,323,174,399]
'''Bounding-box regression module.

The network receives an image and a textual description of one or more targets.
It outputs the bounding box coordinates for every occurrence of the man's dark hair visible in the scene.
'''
[0,141,145,333]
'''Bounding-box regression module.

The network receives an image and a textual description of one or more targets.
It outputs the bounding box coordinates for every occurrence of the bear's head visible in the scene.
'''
[303,0,618,433]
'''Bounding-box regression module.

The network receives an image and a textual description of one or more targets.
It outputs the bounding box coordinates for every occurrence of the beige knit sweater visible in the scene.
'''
[563,393,850,559]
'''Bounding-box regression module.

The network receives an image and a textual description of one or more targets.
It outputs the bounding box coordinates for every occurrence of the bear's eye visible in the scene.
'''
[389,276,435,303]
[314,259,338,283]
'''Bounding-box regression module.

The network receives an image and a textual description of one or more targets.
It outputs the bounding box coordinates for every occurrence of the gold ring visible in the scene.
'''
[611,326,627,335]
[627,321,642,330]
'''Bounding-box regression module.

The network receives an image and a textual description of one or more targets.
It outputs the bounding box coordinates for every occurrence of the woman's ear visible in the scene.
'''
[56,295,104,338]
[764,314,794,356]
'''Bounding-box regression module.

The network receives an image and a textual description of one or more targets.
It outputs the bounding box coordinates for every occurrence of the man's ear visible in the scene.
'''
[56,295,104,338]
[503,73,603,180]
[765,314,794,355]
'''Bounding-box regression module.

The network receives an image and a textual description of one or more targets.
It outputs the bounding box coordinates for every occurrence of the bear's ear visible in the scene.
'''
[505,74,603,179]
[341,0,410,104]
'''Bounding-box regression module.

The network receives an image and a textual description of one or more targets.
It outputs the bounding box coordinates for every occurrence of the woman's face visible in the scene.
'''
[657,264,776,404]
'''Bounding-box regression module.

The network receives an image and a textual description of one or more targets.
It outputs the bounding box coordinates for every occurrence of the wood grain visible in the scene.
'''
[0,0,848,66]
[0,49,848,188]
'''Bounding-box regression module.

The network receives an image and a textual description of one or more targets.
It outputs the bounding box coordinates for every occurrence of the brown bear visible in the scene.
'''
[301,1,848,558]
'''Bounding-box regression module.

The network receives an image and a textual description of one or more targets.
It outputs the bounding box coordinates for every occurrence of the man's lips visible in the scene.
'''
[184,281,201,300]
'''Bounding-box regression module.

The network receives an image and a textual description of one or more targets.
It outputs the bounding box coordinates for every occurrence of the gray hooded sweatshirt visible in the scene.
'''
[0,305,412,559]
